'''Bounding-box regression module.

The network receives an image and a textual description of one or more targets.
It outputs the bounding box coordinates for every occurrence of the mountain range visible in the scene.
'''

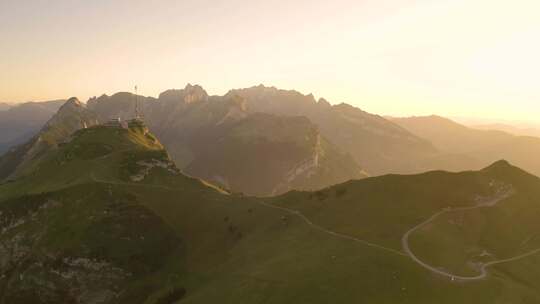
[391,115,540,177]
[81,84,481,194]
[0,89,367,196]
[473,123,540,138]
[87,84,443,176]
[3,85,540,196]
[85,86,367,196]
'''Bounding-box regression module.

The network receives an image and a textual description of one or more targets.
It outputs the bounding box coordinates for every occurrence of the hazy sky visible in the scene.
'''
[1,0,539,122]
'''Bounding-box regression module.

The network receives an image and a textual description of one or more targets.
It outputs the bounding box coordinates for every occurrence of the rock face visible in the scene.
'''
[42,97,99,140]
[225,85,441,175]
[184,113,366,196]
[0,98,98,180]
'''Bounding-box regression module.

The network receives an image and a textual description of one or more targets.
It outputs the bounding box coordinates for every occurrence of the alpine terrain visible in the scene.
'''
[1,110,540,303]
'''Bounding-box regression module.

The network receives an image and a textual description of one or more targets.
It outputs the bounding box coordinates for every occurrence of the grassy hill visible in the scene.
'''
[2,124,540,303]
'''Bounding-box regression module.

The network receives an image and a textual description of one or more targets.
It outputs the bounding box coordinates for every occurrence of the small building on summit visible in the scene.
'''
[127,117,144,128]
[104,117,123,128]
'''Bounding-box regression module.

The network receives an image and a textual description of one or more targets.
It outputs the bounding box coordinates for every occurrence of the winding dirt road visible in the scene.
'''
[90,173,406,257]
[257,200,408,257]
[402,188,540,281]
[92,173,540,281]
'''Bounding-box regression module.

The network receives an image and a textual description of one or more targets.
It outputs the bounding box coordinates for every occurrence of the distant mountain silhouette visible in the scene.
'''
[0,99,65,153]
[392,115,540,176]
[473,123,540,138]
[0,102,10,111]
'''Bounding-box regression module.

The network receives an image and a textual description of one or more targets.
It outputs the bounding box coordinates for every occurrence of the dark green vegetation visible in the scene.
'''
[2,122,540,303]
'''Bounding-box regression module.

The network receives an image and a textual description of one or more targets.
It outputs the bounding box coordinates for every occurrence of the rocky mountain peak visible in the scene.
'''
[66,96,82,105]
[484,160,513,171]
[158,84,208,104]
[318,98,331,108]
[215,94,249,125]
[226,94,248,112]
[56,97,87,116]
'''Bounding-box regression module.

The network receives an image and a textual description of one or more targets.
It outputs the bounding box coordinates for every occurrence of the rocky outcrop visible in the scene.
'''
[158,84,209,105]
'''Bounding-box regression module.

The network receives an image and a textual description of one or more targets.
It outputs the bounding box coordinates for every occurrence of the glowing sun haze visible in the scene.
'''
[1,0,539,122]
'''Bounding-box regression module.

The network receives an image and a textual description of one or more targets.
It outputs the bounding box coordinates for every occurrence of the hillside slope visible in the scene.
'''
[2,124,540,303]
[0,99,65,153]
[0,98,98,180]
[184,113,366,196]
[227,85,442,175]
[392,115,540,176]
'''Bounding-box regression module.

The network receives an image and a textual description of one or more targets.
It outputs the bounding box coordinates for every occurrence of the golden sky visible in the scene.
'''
[1,0,539,122]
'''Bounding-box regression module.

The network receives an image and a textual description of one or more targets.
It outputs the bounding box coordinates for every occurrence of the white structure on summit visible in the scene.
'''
[134,85,142,120]
[104,117,122,128]
[127,85,148,132]
[101,86,146,129]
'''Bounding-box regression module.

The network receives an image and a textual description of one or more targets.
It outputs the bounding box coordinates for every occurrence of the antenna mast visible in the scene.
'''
[134,85,140,119]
